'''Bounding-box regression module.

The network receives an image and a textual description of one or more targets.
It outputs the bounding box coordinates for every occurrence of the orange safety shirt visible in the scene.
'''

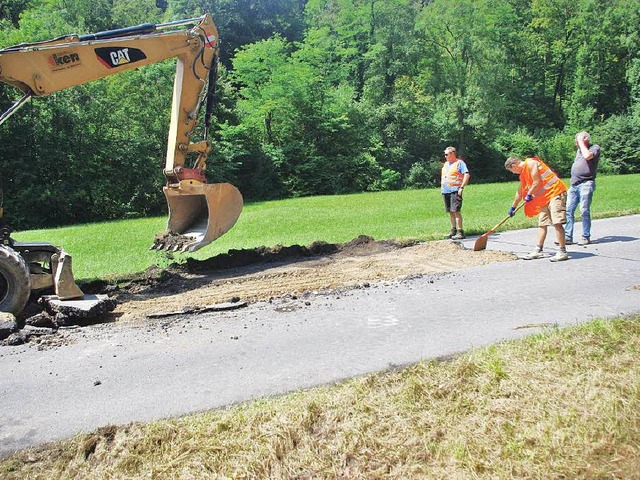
[520,157,567,217]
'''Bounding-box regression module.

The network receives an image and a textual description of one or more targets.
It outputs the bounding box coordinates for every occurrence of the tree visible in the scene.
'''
[0,0,31,27]
[231,35,378,196]
[565,0,640,129]
[414,0,518,179]
[167,0,307,66]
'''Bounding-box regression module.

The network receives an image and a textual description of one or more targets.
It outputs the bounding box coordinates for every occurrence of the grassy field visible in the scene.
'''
[13,174,640,281]
[2,314,639,479]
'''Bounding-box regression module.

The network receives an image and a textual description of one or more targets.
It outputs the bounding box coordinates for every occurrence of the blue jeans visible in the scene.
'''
[565,180,595,241]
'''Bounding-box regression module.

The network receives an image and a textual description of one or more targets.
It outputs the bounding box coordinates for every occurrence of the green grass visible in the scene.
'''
[2,314,640,479]
[13,174,640,281]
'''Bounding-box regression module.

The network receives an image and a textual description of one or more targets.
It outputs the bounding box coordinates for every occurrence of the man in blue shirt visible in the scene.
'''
[441,146,470,240]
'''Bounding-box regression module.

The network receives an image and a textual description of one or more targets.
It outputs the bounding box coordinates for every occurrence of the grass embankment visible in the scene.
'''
[2,315,640,478]
[13,174,640,281]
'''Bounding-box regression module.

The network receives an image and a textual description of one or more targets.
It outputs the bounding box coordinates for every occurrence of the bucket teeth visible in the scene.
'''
[182,240,201,252]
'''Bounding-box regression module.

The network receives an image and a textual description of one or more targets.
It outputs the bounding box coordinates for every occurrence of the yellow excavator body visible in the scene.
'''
[0,14,242,313]
[0,14,242,253]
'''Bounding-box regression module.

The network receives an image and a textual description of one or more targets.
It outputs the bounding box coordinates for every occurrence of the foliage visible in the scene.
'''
[0,0,639,229]
[0,0,30,27]
[596,107,640,175]
[405,161,438,189]
[166,0,307,66]
[538,130,576,177]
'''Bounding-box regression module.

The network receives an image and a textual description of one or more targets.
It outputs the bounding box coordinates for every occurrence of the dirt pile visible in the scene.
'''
[1,235,515,347]
[91,236,515,322]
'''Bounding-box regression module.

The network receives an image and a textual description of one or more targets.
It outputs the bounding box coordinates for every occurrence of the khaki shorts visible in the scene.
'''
[538,192,567,226]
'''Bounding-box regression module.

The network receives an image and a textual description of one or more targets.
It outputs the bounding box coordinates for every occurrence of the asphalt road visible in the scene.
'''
[1,215,638,458]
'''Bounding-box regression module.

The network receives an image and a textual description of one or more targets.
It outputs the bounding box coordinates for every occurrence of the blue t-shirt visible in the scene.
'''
[441,159,469,194]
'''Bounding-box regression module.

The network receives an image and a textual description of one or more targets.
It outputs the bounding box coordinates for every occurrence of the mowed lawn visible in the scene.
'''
[13,174,640,281]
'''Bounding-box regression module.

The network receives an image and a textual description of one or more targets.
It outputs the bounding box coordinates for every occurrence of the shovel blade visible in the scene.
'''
[153,182,243,252]
[473,232,492,251]
[474,208,521,252]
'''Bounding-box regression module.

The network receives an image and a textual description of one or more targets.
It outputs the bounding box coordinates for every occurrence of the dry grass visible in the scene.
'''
[2,315,640,479]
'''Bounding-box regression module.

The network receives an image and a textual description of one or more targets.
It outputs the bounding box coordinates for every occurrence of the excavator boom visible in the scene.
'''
[0,14,242,314]
[0,14,242,251]
[0,14,242,252]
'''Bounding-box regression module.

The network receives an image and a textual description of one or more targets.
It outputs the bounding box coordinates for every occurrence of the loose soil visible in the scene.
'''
[85,236,515,323]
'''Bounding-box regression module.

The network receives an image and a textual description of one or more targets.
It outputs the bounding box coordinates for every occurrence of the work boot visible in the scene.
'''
[523,248,544,260]
[549,251,569,262]
[451,229,465,240]
[446,227,457,239]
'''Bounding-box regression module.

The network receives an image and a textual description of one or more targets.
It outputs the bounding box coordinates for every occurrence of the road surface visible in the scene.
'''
[1,215,638,457]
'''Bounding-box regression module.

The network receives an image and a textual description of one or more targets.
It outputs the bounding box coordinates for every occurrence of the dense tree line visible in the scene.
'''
[1,0,639,229]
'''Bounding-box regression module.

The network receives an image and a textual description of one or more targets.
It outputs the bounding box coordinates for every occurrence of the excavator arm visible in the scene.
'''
[1,15,215,179]
[0,14,242,314]
[0,14,242,252]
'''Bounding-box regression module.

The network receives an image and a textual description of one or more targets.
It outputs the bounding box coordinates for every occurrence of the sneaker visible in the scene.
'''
[549,251,569,262]
[446,228,457,239]
[451,230,465,240]
[523,249,544,260]
[578,238,591,246]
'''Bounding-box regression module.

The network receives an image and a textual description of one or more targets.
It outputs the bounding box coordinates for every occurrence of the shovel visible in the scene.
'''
[474,203,524,251]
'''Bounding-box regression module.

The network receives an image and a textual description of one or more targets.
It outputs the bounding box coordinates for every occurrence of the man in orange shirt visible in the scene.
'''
[505,156,569,262]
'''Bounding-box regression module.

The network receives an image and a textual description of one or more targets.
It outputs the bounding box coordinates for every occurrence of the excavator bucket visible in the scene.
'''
[152,182,243,252]
[52,251,85,300]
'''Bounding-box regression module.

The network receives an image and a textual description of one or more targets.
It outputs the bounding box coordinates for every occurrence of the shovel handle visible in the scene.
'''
[490,202,524,232]
[473,202,524,251]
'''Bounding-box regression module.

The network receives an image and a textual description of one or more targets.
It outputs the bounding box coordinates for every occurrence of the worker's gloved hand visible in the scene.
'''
[508,206,516,217]
[524,193,533,202]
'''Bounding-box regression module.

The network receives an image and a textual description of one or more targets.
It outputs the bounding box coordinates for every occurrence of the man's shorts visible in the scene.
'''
[443,192,463,213]
[538,192,567,226]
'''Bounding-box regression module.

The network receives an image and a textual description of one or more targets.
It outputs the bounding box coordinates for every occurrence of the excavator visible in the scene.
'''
[0,14,243,315]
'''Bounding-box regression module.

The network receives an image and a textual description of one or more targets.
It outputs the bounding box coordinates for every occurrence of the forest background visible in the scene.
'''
[1,0,639,231]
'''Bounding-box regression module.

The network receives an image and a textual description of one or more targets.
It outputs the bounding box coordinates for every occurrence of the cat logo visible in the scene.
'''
[94,47,147,69]
[48,51,81,71]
